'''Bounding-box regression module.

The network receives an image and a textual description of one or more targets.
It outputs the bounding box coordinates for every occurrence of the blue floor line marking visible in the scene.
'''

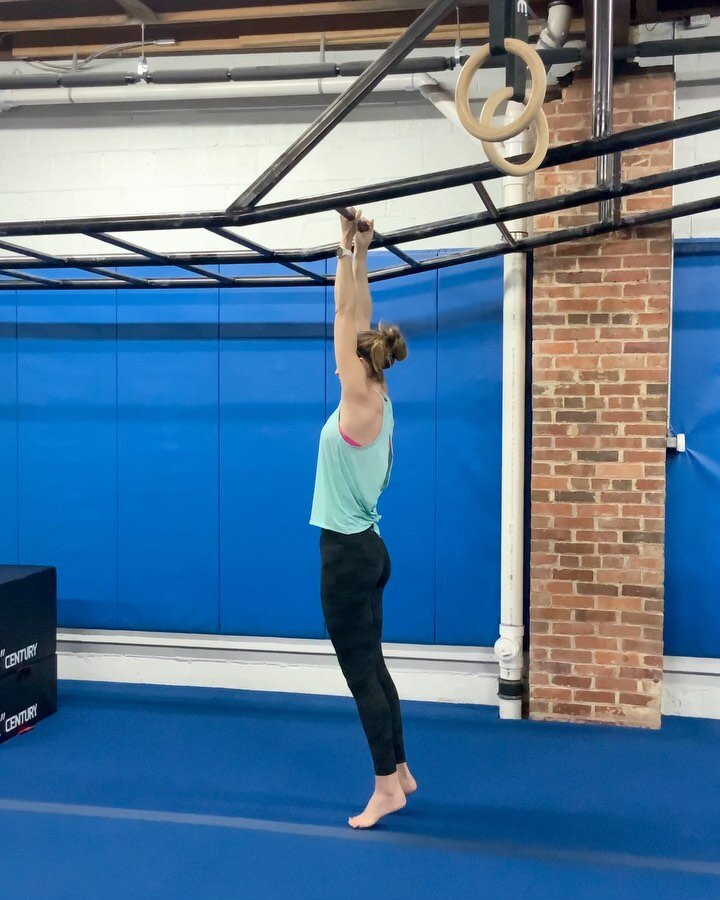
[2,797,719,877]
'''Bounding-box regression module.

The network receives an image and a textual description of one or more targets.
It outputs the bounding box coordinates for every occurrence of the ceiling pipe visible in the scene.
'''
[0,56,455,92]
[1,32,719,107]
[2,30,720,89]
[1,30,719,92]
[0,73,435,111]
[536,0,573,50]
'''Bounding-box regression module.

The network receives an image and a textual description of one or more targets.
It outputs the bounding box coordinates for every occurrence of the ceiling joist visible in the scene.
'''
[2,1,489,35]
[1,0,707,64]
[12,19,585,61]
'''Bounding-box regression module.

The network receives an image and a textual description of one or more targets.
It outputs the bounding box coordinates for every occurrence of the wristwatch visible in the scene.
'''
[336,246,354,260]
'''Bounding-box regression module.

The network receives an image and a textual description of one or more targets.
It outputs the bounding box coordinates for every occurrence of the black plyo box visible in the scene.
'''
[0,566,57,677]
[0,655,57,744]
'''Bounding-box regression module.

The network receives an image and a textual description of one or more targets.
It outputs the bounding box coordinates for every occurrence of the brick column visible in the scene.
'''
[529,67,675,727]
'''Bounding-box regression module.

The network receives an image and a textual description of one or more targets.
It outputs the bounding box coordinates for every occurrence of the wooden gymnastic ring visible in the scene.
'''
[455,38,547,143]
[479,87,550,176]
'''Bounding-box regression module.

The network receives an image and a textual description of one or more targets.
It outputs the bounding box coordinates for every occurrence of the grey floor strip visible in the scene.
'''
[1,798,719,878]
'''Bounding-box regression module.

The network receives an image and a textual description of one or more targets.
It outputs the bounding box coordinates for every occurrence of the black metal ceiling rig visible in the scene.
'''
[0,0,716,292]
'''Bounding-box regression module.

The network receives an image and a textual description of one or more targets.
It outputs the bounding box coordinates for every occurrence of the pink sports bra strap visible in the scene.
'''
[339,390,388,447]
[339,424,362,448]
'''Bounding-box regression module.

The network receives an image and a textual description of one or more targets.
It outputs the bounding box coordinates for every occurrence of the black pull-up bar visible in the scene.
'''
[226,0,459,213]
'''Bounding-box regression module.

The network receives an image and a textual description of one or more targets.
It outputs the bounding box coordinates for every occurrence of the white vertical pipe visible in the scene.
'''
[0,74,427,110]
[418,2,573,719]
[496,0,574,719]
[496,109,529,720]
[415,76,527,718]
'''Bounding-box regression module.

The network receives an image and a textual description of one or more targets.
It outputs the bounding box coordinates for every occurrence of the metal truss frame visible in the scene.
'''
[0,0,716,291]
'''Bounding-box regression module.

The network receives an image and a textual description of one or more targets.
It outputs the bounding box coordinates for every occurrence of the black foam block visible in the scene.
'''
[0,655,57,744]
[0,566,57,677]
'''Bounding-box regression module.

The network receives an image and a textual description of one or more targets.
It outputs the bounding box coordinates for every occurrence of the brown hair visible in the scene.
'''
[356,323,408,382]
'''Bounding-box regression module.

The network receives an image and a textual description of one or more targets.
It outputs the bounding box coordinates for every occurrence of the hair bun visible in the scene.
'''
[379,322,408,366]
[356,323,408,380]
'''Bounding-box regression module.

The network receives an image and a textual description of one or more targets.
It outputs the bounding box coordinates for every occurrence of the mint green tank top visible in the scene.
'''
[310,394,394,535]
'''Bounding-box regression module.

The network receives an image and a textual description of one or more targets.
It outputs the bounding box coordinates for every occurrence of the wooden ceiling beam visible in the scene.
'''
[2,13,131,33]
[1,1,490,35]
[13,25,499,60]
[12,18,585,60]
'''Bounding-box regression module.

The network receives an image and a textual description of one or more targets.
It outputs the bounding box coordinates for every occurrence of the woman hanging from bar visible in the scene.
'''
[310,207,414,829]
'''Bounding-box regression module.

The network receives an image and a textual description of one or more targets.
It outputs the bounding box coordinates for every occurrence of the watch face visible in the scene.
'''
[336,247,344,258]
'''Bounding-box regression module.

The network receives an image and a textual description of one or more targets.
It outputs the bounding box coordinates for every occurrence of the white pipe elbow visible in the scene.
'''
[537,1,574,50]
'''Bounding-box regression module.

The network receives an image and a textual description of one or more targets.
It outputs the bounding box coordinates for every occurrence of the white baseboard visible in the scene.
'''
[57,630,720,718]
[57,629,500,706]
[662,656,720,719]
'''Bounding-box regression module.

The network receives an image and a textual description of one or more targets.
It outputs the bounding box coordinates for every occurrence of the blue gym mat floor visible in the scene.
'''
[1,680,719,899]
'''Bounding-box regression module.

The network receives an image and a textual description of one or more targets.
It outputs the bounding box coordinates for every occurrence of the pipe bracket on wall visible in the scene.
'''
[667,433,687,452]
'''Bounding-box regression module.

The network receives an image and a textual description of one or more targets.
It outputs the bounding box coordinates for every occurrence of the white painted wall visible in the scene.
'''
[674,17,720,238]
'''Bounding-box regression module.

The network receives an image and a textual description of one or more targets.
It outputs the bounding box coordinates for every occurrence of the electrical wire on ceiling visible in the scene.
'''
[16,19,175,75]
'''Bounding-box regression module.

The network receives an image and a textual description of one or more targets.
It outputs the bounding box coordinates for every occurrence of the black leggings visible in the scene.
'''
[320,527,406,777]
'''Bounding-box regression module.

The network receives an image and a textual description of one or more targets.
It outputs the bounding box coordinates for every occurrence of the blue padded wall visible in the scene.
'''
[116,273,219,632]
[436,259,503,646]
[665,241,720,658]
[4,253,506,646]
[326,252,437,643]
[16,275,118,627]
[218,263,326,638]
[0,288,17,562]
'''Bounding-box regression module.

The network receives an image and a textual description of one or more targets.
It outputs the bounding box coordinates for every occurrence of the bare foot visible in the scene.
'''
[348,776,407,829]
[396,763,417,796]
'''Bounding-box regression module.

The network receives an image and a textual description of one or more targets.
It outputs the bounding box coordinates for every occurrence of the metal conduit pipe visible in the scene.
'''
[592,0,620,224]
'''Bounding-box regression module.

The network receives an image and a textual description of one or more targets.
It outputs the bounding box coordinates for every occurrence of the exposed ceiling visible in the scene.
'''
[0,1,714,62]
[0,2,568,61]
